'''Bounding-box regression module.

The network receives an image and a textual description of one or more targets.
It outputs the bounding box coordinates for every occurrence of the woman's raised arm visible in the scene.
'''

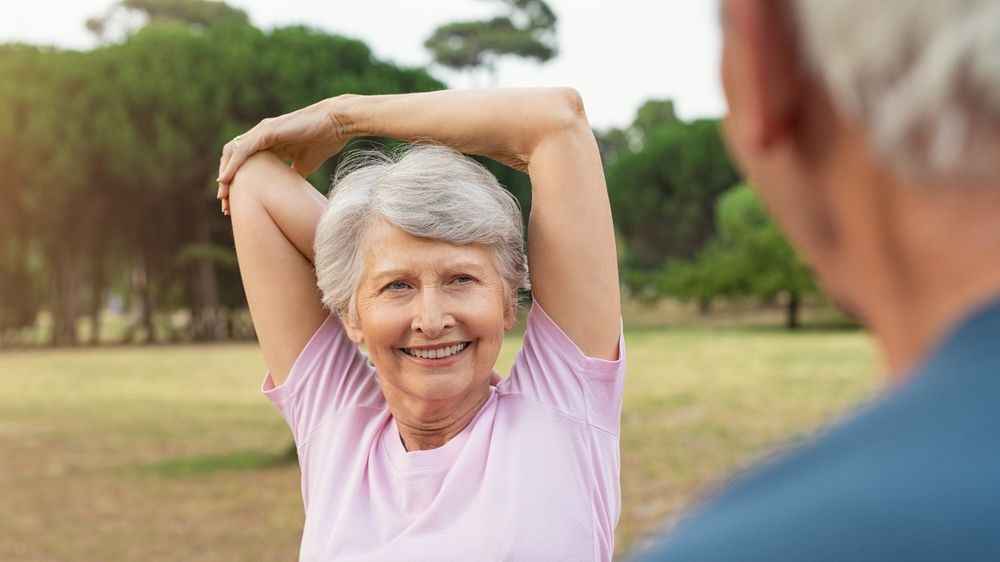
[227,151,329,385]
[219,88,621,359]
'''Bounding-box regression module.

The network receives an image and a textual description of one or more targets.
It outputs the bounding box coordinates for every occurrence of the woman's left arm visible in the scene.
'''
[219,88,621,359]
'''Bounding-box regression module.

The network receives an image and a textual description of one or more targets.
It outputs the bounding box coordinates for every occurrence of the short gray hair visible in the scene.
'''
[792,0,1000,185]
[313,144,529,323]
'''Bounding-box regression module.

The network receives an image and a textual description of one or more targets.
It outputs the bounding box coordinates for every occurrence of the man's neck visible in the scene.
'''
[849,180,1000,382]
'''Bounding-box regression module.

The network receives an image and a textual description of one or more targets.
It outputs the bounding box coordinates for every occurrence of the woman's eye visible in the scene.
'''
[386,281,409,291]
[452,275,475,284]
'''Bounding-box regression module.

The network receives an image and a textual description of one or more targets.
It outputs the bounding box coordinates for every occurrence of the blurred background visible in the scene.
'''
[0,1,878,560]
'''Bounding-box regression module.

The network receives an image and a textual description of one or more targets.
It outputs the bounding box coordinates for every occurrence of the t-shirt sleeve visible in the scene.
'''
[260,313,382,446]
[505,301,626,434]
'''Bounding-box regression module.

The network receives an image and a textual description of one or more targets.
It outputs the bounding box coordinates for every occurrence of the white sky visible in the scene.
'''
[0,0,726,129]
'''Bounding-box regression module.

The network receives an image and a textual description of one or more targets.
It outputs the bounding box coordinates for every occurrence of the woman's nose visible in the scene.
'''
[411,288,454,338]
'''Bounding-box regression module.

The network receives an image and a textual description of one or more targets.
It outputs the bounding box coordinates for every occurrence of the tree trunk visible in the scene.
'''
[191,199,221,341]
[50,247,81,346]
[88,252,105,346]
[122,258,156,344]
[697,297,711,315]
[141,267,156,344]
[786,290,801,330]
[122,263,141,344]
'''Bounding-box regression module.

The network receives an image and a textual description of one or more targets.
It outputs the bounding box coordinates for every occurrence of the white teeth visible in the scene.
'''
[404,342,469,359]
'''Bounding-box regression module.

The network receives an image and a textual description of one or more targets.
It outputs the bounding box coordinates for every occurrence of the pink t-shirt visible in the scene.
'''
[262,303,626,561]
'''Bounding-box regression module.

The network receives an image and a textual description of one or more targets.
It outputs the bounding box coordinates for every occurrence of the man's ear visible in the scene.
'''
[722,0,804,152]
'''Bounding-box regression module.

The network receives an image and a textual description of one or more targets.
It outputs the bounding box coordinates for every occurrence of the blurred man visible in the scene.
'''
[641,0,1000,559]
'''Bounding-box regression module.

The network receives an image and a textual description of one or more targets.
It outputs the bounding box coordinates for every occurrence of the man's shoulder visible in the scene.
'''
[638,336,1000,561]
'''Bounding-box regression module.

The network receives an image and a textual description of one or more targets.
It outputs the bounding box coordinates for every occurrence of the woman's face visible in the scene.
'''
[345,219,515,415]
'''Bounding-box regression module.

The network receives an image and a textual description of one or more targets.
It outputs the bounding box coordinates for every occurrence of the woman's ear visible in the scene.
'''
[342,313,365,344]
[504,303,517,332]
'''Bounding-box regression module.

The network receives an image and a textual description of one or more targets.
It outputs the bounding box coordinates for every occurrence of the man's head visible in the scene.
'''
[719,0,1000,373]
[793,0,1000,185]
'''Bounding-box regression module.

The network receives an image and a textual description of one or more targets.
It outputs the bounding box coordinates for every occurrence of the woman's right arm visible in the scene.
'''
[227,150,329,386]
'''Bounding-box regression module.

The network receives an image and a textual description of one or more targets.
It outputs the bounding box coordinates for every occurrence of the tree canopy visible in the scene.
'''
[424,0,558,83]
[661,184,818,328]
[0,2,444,345]
[607,117,739,270]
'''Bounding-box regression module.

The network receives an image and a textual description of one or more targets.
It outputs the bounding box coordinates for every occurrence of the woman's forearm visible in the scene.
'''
[325,88,588,171]
[229,151,327,262]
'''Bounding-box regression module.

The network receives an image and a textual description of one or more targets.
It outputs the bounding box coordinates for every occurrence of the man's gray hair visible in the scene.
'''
[792,0,1000,185]
[313,144,529,323]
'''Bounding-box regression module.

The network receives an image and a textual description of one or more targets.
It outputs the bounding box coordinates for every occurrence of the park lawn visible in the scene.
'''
[0,324,879,560]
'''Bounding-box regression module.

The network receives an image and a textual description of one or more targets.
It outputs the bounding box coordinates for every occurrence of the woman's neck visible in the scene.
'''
[390,388,491,452]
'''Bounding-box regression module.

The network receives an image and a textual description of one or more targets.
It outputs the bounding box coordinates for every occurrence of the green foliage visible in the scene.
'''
[0,239,44,336]
[120,0,250,28]
[632,99,679,142]
[596,99,678,166]
[0,1,446,344]
[86,0,250,42]
[143,448,293,477]
[607,118,739,269]
[476,157,532,224]
[174,243,238,268]
[424,0,557,80]
[661,184,818,327]
[595,126,633,168]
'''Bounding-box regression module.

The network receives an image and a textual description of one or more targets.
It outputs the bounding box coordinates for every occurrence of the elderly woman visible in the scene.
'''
[216,88,623,561]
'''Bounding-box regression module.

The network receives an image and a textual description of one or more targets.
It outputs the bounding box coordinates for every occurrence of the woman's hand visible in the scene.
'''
[217,97,351,214]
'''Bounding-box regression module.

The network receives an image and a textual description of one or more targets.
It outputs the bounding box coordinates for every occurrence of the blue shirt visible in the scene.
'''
[639,296,1000,561]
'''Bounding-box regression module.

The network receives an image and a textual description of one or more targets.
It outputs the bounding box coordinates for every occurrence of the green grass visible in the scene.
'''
[0,320,879,560]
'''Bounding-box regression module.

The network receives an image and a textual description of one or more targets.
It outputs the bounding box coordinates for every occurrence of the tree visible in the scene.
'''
[0,0,446,345]
[96,21,445,342]
[86,0,250,44]
[424,0,558,85]
[0,48,108,346]
[607,118,739,271]
[631,99,679,143]
[663,184,818,328]
[596,99,679,171]
[0,46,47,344]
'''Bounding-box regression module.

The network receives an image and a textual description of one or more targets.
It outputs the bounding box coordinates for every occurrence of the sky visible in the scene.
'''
[0,0,727,130]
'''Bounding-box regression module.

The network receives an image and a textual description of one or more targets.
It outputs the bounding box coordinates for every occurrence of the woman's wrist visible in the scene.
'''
[322,93,365,141]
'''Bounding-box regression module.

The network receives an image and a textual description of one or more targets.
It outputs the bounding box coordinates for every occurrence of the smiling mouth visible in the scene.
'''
[400,342,471,360]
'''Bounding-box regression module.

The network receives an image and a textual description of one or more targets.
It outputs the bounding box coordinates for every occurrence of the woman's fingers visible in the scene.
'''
[216,110,335,214]
[219,117,279,183]
[218,141,235,215]
[218,134,255,186]
[218,122,269,214]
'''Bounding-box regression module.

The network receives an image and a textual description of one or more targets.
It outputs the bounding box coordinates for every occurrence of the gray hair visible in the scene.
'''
[792,0,1000,185]
[313,144,529,323]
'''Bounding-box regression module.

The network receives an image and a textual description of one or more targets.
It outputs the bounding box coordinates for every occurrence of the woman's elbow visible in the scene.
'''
[554,87,587,123]
[522,88,594,163]
[227,151,284,213]
[544,87,589,133]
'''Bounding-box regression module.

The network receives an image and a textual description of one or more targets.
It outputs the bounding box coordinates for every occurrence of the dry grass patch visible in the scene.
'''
[0,323,878,560]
